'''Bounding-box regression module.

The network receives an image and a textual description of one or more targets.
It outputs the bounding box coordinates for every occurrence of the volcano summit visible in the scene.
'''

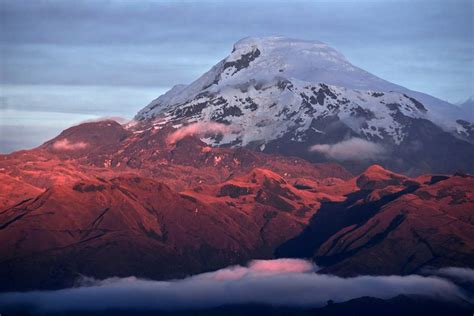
[136,37,474,175]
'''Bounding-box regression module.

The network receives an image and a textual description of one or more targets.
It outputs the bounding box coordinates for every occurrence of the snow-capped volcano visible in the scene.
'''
[135,37,474,174]
[137,37,462,121]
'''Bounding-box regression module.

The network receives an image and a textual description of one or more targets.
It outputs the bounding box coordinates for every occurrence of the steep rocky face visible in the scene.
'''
[316,174,474,276]
[276,171,474,276]
[134,37,474,175]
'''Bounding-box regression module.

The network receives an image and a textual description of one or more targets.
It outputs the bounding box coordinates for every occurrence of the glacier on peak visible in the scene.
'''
[130,37,474,174]
[136,36,464,128]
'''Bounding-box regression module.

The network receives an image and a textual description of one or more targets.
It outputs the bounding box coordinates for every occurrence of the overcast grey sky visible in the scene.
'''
[0,0,473,152]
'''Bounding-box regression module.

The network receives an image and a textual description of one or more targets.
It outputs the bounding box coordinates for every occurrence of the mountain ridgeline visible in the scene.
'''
[0,37,473,295]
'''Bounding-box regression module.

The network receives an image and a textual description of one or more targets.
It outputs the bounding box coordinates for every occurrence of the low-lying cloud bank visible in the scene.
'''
[309,138,385,161]
[167,122,234,144]
[0,259,471,313]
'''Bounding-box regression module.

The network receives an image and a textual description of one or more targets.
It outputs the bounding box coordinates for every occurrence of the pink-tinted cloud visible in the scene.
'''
[52,138,88,151]
[309,138,385,161]
[167,122,233,144]
[248,258,316,274]
[201,258,317,281]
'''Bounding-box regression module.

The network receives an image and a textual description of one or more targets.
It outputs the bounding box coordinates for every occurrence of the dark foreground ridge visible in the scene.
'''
[2,295,472,316]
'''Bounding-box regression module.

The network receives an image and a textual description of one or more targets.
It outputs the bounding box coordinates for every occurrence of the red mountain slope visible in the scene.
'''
[0,120,472,290]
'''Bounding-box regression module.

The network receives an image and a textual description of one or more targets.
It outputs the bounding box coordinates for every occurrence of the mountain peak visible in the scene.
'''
[135,37,471,160]
[356,164,408,190]
[235,36,324,46]
[221,36,356,86]
[231,36,330,56]
[136,36,389,121]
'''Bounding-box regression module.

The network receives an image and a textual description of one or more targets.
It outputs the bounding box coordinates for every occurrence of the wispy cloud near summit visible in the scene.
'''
[310,138,386,161]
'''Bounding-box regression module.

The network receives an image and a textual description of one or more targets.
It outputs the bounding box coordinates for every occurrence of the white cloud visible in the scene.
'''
[167,122,234,144]
[424,266,474,282]
[309,138,386,161]
[0,259,468,313]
